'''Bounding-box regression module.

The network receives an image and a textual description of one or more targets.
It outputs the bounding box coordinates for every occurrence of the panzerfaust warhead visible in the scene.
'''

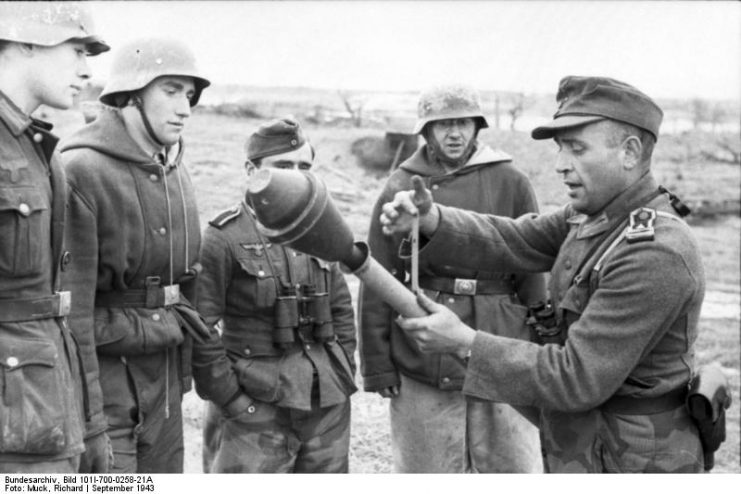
[246,168,426,318]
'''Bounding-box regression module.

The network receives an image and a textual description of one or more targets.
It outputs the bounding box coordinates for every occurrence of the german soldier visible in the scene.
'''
[60,37,209,473]
[359,84,544,472]
[380,76,706,473]
[195,117,357,473]
[0,1,109,473]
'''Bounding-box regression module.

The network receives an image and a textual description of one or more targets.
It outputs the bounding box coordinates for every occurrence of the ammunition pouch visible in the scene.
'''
[686,365,732,471]
[526,301,564,346]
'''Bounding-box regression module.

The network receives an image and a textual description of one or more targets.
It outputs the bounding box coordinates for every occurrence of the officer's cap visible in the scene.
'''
[531,76,663,141]
[245,117,308,162]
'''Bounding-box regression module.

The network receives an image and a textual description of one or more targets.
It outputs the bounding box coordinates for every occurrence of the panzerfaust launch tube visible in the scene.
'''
[245,168,427,318]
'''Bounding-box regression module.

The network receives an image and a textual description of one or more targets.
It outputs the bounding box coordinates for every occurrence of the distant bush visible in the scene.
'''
[200,103,264,119]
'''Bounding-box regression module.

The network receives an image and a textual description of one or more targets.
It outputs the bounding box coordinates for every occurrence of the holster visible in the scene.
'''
[685,365,732,471]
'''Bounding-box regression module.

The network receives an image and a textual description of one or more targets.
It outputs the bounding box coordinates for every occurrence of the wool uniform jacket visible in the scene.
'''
[419,173,705,472]
[0,91,84,462]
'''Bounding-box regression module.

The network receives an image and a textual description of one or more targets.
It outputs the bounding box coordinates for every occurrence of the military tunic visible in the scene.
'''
[419,173,705,472]
[0,91,84,469]
[195,201,357,473]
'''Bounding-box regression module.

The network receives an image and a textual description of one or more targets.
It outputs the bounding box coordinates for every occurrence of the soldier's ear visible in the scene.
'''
[245,160,258,176]
[622,135,642,170]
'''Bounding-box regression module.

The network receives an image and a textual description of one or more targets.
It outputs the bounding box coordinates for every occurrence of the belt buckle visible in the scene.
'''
[453,278,477,295]
[55,291,72,317]
[162,284,180,306]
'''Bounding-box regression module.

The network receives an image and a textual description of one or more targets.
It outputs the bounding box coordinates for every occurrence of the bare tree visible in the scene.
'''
[690,98,710,130]
[338,91,366,127]
[507,93,528,131]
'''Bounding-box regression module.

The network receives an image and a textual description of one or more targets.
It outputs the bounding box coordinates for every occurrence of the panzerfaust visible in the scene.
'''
[246,168,426,318]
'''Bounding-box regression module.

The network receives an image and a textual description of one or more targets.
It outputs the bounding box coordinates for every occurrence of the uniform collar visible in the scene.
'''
[0,90,33,137]
[575,172,659,239]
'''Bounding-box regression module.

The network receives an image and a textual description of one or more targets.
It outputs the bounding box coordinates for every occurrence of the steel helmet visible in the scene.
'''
[99,37,210,107]
[413,84,489,134]
[0,1,109,55]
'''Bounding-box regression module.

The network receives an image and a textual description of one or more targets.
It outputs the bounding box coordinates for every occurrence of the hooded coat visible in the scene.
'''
[359,143,546,392]
[59,107,202,470]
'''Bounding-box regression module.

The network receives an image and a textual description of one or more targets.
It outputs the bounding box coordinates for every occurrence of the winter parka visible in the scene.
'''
[359,143,546,392]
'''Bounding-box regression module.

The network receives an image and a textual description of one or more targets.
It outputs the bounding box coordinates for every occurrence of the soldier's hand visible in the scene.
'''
[79,431,113,473]
[396,292,476,359]
[224,393,255,418]
[380,176,439,236]
[377,385,400,398]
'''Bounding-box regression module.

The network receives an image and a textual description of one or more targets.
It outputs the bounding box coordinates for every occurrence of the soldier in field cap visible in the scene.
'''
[193,117,357,473]
[378,76,710,472]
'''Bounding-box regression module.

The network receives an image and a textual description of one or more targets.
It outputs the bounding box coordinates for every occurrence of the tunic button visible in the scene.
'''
[431,184,439,191]
[247,405,256,414]
[159,227,167,236]
[152,313,161,321]
[305,344,311,350]
[18,203,31,216]
[6,357,18,368]
[257,270,265,277]
[564,260,572,270]
[243,347,251,356]
[291,139,298,145]
[33,133,43,143]
[149,174,159,182]
[441,377,450,384]
[448,298,455,304]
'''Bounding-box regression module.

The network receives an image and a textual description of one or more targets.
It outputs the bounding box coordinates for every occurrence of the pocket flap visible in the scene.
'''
[0,337,56,370]
[311,257,332,271]
[236,256,274,279]
[0,186,48,215]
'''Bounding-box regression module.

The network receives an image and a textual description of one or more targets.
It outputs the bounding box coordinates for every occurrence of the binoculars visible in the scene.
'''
[526,301,563,346]
[273,284,334,348]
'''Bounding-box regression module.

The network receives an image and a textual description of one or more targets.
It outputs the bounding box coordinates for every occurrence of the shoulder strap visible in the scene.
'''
[208,204,242,228]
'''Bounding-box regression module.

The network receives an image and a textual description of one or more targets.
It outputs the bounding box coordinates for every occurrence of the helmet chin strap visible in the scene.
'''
[132,95,166,149]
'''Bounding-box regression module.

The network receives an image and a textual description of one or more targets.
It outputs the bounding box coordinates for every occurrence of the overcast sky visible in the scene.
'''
[84,1,739,101]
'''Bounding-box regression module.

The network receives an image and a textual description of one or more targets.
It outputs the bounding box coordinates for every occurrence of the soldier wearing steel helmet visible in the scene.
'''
[380,76,707,473]
[0,1,109,473]
[359,84,545,472]
[58,37,210,473]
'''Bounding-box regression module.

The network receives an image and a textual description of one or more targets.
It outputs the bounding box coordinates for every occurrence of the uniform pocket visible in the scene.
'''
[94,308,185,356]
[236,256,278,308]
[0,336,67,454]
[0,186,47,277]
[234,356,282,403]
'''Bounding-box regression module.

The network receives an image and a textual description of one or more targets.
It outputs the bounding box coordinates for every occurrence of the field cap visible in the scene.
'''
[246,117,307,161]
[531,76,663,141]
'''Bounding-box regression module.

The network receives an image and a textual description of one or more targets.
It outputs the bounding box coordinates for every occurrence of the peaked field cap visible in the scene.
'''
[246,117,307,161]
[531,76,663,140]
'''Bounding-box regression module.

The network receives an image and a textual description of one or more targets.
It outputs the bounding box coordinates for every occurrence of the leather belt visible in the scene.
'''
[601,387,686,415]
[0,291,71,322]
[418,276,512,296]
[96,279,180,309]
